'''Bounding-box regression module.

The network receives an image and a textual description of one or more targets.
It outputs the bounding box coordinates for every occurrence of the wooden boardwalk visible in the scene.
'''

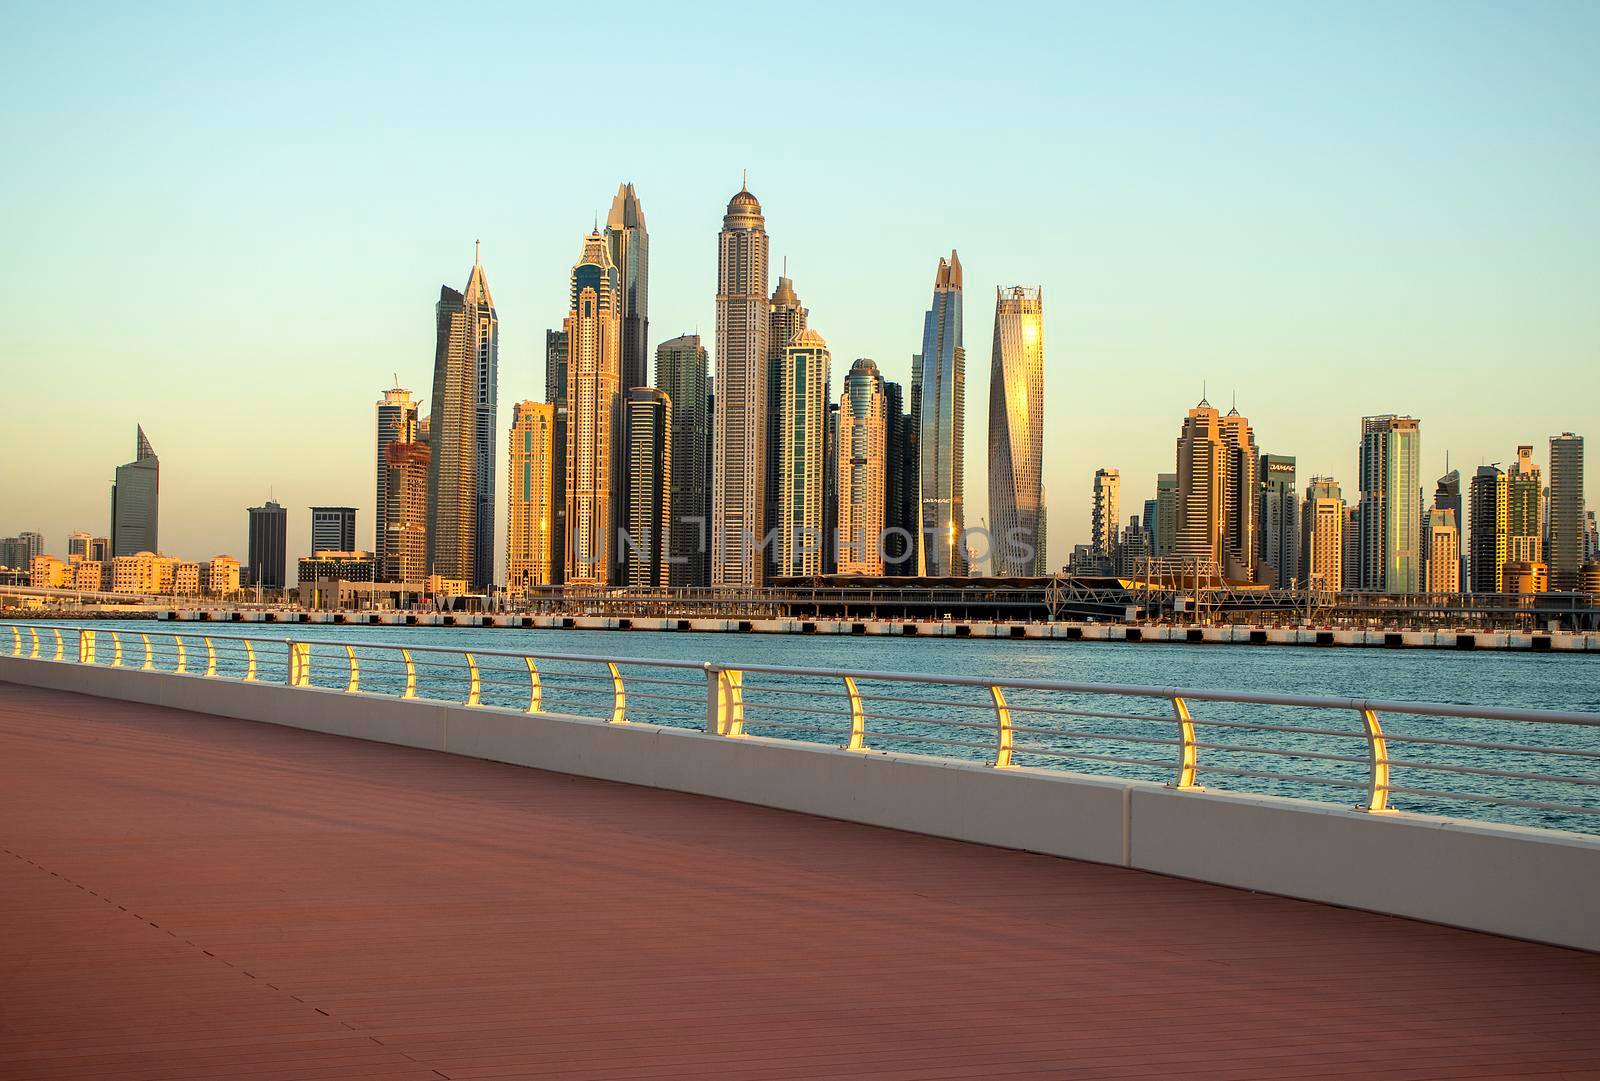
[1,681,1597,1080]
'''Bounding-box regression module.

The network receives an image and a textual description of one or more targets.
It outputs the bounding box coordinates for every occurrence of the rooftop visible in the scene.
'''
[2,682,1597,1079]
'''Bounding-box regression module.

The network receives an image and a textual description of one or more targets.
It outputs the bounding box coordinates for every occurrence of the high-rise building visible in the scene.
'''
[67,532,91,562]
[1174,401,1226,572]
[712,182,771,587]
[1218,406,1259,582]
[1425,508,1461,593]
[765,273,809,574]
[426,245,498,592]
[1357,415,1422,593]
[1091,469,1121,561]
[564,231,623,587]
[987,286,1045,577]
[247,500,287,590]
[111,425,159,557]
[1585,510,1599,564]
[375,384,419,568]
[913,252,966,576]
[1154,473,1178,557]
[1434,467,1466,594]
[1300,477,1344,593]
[824,401,840,574]
[506,401,556,594]
[2,533,45,571]
[607,183,649,557]
[1506,444,1543,565]
[773,328,831,578]
[1258,454,1298,587]
[623,388,672,589]
[89,536,110,563]
[545,329,569,585]
[882,380,917,575]
[1549,433,1585,591]
[1468,464,1508,593]
[838,358,888,575]
[383,440,430,584]
[310,507,356,555]
[655,334,710,588]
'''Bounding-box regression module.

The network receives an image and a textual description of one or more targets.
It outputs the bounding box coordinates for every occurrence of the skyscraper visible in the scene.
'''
[426,246,498,592]
[1425,507,1461,593]
[564,231,622,587]
[1506,444,1543,565]
[1218,406,1260,582]
[712,182,771,587]
[765,273,808,574]
[1300,477,1344,593]
[607,183,649,558]
[111,426,159,557]
[310,507,356,554]
[1174,401,1225,572]
[1154,473,1178,557]
[1357,415,1422,593]
[1091,469,1121,561]
[67,532,91,561]
[882,380,917,575]
[1259,453,1298,587]
[838,358,888,575]
[913,252,965,576]
[506,401,556,594]
[246,500,287,590]
[623,388,672,589]
[545,329,569,585]
[987,286,1045,577]
[774,328,831,578]
[375,384,418,569]
[1434,467,1466,594]
[1549,433,1585,591]
[655,334,710,588]
[824,402,840,574]
[383,440,430,584]
[1468,464,1508,593]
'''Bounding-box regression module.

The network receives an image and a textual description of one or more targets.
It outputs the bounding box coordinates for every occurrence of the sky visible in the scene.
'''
[2,1,1597,575]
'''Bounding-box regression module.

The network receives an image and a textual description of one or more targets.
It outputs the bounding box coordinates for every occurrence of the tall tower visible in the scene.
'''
[913,252,965,576]
[882,380,916,574]
[1434,467,1466,592]
[310,507,356,554]
[545,329,569,585]
[1468,465,1508,593]
[1357,415,1422,593]
[1258,454,1298,587]
[1300,477,1344,593]
[765,273,808,573]
[987,286,1045,577]
[838,358,888,575]
[506,401,556,594]
[607,184,649,560]
[1175,400,1226,571]
[374,385,418,569]
[1549,433,1586,591]
[111,426,159,557]
[712,181,771,587]
[656,334,710,587]
[564,231,623,586]
[426,247,497,591]
[1425,507,1461,593]
[623,388,672,589]
[1506,444,1543,565]
[1091,469,1121,560]
[1219,406,1259,582]
[246,500,287,590]
[774,329,831,577]
[383,440,430,584]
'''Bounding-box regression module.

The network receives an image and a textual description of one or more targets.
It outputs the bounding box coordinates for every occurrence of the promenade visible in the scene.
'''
[2,682,1598,1080]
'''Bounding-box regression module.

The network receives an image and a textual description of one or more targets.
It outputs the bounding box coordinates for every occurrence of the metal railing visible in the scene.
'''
[5,623,1598,834]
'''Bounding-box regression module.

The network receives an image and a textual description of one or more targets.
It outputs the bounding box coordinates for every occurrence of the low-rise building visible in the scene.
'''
[30,555,67,588]
[296,551,376,585]
[203,556,241,596]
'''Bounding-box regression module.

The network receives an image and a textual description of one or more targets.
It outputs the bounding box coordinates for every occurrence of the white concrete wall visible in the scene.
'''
[2,653,1596,952]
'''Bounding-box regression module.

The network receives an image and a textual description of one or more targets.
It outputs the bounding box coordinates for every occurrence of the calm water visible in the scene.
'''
[18,620,1600,835]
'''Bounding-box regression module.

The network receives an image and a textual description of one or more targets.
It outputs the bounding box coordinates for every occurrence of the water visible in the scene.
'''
[15,620,1600,835]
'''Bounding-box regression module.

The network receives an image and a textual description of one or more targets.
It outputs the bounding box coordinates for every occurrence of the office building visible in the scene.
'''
[297,551,376,585]
[913,252,966,576]
[506,401,556,594]
[89,536,110,562]
[623,388,672,589]
[1549,433,1585,590]
[838,358,888,575]
[1506,444,1542,564]
[374,384,419,569]
[111,426,159,557]
[1425,508,1461,593]
[1468,464,1508,593]
[383,439,430,584]
[883,380,917,575]
[1154,473,1178,557]
[545,328,569,584]
[656,334,710,587]
[1173,401,1226,573]
[67,532,91,562]
[564,230,622,586]
[1259,453,1298,587]
[1357,415,1422,593]
[310,507,356,555]
[1091,469,1120,561]
[774,328,831,578]
[1434,468,1466,596]
[1300,477,1344,593]
[607,183,649,556]
[246,500,287,590]
[824,401,840,574]
[766,273,808,574]
[987,286,1045,577]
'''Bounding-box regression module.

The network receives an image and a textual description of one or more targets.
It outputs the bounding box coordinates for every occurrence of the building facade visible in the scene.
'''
[1425,508,1461,593]
[506,401,556,594]
[607,183,649,558]
[1433,468,1466,595]
[1506,444,1543,565]
[765,274,808,575]
[913,252,965,576]
[1154,474,1178,557]
[882,380,917,575]
[1468,464,1508,593]
[1174,401,1226,573]
[1549,433,1585,591]
[1357,415,1422,593]
[1091,468,1121,564]
[246,500,287,590]
[987,286,1045,577]
[564,231,623,586]
[383,440,430,585]
[837,358,888,575]
[655,334,710,587]
[712,183,771,587]
[545,328,569,585]
[374,384,419,569]
[774,328,831,578]
[623,388,672,589]
[1300,477,1344,593]
[310,507,356,555]
[1259,453,1298,587]
[111,426,159,558]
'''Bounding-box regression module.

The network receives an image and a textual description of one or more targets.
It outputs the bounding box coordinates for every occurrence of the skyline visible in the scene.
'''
[3,4,1599,574]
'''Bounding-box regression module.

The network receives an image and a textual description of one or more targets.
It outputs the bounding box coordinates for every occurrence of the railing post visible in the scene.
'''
[400,648,416,698]
[110,631,122,667]
[288,641,310,687]
[990,686,1015,768]
[28,627,40,659]
[243,640,257,681]
[172,635,186,674]
[524,657,541,713]
[705,663,745,737]
[51,628,64,662]
[8,626,19,655]
[842,675,866,751]
[1170,696,1201,789]
[78,629,96,664]
[1358,706,1395,813]
[606,662,627,724]
[464,653,480,706]
[140,632,153,670]
[203,636,217,677]
[344,645,359,694]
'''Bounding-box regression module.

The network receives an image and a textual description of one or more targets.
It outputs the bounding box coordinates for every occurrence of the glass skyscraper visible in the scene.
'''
[111,426,159,557]
[838,358,887,575]
[987,286,1044,576]
[374,385,418,570]
[1357,415,1422,593]
[913,252,965,576]
[655,334,710,587]
[563,231,622,587]
[774,328,831,578]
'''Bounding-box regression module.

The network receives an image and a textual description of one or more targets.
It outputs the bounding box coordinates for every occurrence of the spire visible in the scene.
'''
[607,182,645,229]
[474,238,480,266]
[464,242,494,308]
[741,168,747,191]
[135,425,155,461]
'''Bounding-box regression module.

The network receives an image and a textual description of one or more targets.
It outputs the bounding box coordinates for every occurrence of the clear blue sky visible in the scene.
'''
[3,1,1597,573]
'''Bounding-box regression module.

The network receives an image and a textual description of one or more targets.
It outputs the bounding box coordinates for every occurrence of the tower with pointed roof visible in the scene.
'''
[913,252,966,576]
[712,181,771,587]
[564,231,623,586]
[987,286,1045,576]
[111,425,159,557]
[607,184,649,574]
[764,270,807,575]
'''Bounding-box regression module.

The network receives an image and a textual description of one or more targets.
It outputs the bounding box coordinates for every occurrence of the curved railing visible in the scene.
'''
[5,623,1598,834]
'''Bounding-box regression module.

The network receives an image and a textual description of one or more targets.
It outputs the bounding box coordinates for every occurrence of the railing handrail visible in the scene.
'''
[4,621,1598,728]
